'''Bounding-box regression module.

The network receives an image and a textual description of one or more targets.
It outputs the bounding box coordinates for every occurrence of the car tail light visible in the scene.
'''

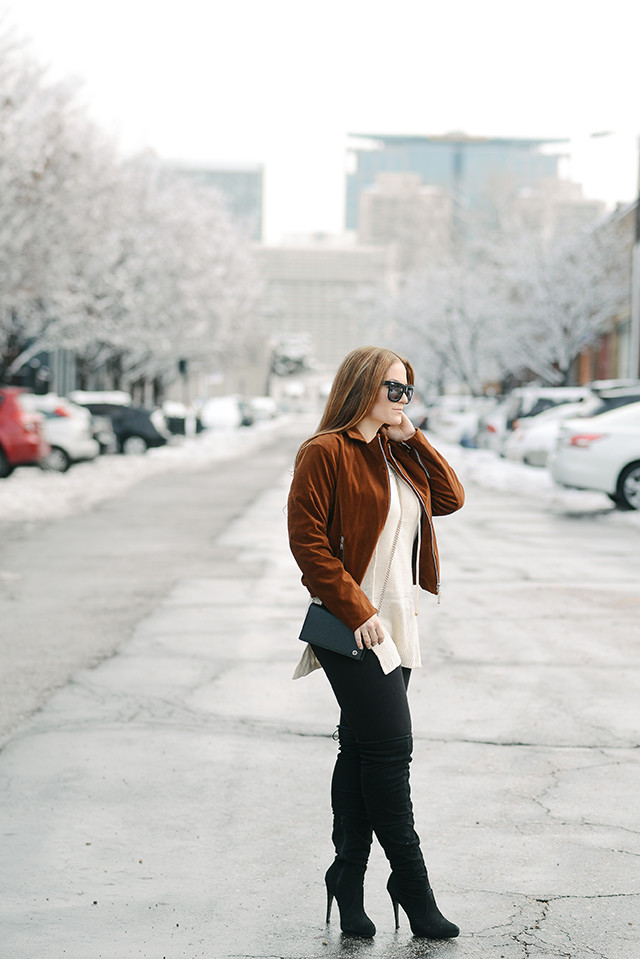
[486,424,496,433]
[569,433,605,448]
[54,406,71,417]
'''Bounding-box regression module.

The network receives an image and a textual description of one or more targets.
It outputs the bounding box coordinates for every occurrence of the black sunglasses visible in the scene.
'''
[383,380,414,403]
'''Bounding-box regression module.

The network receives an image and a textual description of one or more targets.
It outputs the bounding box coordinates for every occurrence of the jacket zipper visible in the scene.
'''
[385,441,441,603]
[378,435,393,512]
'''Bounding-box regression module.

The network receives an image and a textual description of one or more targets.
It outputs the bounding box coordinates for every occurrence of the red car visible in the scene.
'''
[0,387,50,478]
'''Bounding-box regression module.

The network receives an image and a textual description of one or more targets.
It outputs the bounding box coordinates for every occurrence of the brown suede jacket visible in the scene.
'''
[287,426,465,631]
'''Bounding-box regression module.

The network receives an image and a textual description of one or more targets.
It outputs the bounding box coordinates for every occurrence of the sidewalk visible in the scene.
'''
[1,457,638,958]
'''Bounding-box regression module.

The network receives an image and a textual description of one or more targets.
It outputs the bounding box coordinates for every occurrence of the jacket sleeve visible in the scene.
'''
[403,429,465,516]
[287,439,377,631]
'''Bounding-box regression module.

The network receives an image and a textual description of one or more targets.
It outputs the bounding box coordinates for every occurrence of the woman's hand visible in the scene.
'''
[381,412,416,443]
[354,613,385,650]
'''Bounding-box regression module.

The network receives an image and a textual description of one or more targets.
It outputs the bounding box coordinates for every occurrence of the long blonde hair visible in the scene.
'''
[295,345,414,466]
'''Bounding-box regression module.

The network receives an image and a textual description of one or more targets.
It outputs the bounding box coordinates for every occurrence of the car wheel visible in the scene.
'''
[121,435,148,455]
[616,461,640,510]
[44,446,72,472]
[0,447,14,479]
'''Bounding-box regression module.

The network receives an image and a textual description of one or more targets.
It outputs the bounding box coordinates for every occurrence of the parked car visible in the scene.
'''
[503,402,588,466]
[426,395,497,444]
[550,401,640,509]
[502,387,640,467]
[161,401,203,436]
[0,387,50,477]
[246,396,279,421]
[69,391,170,454]
[18,394,100,472]
[504,384,640,468]
[90,414,118,454]
[475,386,593,453]
[199,396,254,430]
[587,382,640,413]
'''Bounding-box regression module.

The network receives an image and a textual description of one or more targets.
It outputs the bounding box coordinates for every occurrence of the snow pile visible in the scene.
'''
[2,419,639,529]
[437,439,640,528]
[0,418,290,524]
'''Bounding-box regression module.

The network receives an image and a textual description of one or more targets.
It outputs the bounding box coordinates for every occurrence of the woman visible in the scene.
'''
[287,346,464,939]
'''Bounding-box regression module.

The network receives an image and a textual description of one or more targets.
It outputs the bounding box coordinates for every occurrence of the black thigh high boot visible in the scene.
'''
[324,724,376,937]
[359,735,459,939]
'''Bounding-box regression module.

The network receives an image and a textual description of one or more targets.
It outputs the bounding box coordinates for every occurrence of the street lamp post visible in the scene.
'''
[629,137,640,379]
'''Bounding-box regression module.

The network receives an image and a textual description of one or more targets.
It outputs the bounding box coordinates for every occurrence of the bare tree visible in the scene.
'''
[0,25,260,394]
[502,225,627,384]
[386,188,622,392]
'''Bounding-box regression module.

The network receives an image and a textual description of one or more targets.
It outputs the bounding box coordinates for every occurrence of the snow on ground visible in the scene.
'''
[1,418,639,529]
[436,438,640,529]
[0,417,292,524]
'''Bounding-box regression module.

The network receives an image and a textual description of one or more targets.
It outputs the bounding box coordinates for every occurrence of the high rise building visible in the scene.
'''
[514,179,605,239]
[358,172,452,270]
[346,132,568,231]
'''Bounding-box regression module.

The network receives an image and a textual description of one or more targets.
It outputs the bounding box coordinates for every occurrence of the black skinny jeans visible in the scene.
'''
[310,644,412,742]
[311,646,434,893]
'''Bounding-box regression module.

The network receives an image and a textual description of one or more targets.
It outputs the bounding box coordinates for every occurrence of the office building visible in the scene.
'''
[358,172,452,270]
[256,236,393,370]
[346,132,568,231]
[514,178,605,239]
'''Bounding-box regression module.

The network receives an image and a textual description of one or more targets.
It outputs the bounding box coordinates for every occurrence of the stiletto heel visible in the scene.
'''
[390,892,400,930]
[324,861,376,937]
[387,873,459,939]
[325,887,333,924]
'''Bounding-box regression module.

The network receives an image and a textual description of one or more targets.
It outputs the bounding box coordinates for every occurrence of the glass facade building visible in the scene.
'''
[346,134,567,231]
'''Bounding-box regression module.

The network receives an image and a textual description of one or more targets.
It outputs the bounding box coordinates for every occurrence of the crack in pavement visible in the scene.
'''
[507,894,638,959]
[14,687,640,759]
[415,737,640,750]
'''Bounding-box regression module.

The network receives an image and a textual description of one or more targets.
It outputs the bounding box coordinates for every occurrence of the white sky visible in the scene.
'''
[5,0,640,242]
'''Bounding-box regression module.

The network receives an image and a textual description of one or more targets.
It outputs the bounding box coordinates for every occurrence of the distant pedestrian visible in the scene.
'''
[288,345,464,939]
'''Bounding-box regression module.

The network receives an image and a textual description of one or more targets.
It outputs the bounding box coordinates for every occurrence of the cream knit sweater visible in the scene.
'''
[293,464,421,679]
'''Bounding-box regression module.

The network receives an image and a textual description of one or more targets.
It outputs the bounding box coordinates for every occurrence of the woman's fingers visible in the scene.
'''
[354,629,371,649]
[354,615,385,649]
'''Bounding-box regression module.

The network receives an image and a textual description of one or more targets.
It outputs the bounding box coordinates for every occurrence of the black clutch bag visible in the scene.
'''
[299,603,365,660]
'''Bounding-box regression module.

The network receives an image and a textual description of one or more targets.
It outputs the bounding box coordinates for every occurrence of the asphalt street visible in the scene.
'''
[1,419,639,959]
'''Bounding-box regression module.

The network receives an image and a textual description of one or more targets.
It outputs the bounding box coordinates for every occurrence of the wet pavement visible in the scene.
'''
[1,422,639,958]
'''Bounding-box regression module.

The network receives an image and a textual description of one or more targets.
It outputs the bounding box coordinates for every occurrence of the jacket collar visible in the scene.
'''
[344,426,389,450]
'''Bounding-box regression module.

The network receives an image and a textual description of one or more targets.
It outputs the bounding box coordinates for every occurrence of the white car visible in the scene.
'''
[504,387,640,468]
[199,396,245,430]
[427,395,497,444]
[19,394,100,472]
[247,396,279,421]
[550,402,640,509]
[503,400,602,467]
[475,386,592,454]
